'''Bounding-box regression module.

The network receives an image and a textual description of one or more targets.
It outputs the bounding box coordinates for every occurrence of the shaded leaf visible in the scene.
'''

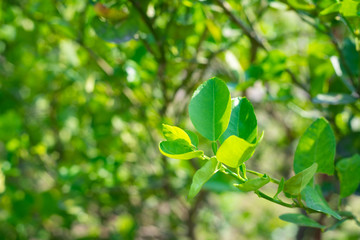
[279,213,325,229]
[91,17,138,43]
[336,154,360,198]
[294,118,335,175]
[94,3,129,22]
[302,185,342,220]
[204,172,238,193]
[188,157,218,199]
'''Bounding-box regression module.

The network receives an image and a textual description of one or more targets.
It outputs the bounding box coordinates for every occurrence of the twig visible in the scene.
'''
[215,0,270,51]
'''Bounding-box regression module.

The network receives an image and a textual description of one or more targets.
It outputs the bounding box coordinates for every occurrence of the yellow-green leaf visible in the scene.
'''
[159,139,203,160]
[188,157,218,199]
[216,136,256,168]
[234,174,270,192]
[162,124,192,145]
[284,163,318,196]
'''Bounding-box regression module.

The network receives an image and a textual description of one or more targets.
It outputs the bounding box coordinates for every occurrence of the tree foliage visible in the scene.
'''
[1,0,360,239]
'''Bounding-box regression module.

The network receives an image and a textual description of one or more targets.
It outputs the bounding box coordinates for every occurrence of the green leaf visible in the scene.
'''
[294,118,336,175]
[204,172,238,193]
[302,185,342,220]
[234,174,270,192]
[185,130,199,148]
[162,124,192,145]
[219,97,258,144]
[274,177,285,199]
[279,213,325,229]
[216,136,257,168]
[342,39,360,76]
[189,77,232,141]
[159,139,203,160]
[91,17,138,43]
[287,0,316,11]
[188,157,218,199]
[312,93,358,105]
[340,0,360,17]
[284,163,318,196]
[336,154,360,198]
[320,2,341,15]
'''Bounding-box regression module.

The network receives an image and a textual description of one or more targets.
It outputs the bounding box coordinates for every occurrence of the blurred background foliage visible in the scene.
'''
[0,0,360,239]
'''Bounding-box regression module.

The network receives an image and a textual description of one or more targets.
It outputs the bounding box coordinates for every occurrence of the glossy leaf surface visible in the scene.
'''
[219,97,257,144]
[189,77,231,141]
[216,136,256,168]
[162,124,192,144]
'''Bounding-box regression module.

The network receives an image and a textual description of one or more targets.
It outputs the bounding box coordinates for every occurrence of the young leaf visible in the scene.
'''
[340,0,360,17]
[279,213,325,229]
[162,124,192,145]
[287,0,316,11]
[219,97,258,144]
[274,177,285,199]
[188,77,231,141]
[294,118,335,175]
[302,185,342,220]
[284,163,318,196]
[159,139,203,160]
[320,2,341,15]
[234,174,270,192]
[336,154,360,198]
[216,136,256,168]
[188,157,218,199]
[184,130,199,148]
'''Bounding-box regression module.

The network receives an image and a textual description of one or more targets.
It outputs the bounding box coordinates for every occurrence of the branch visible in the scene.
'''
[215,0,270,51]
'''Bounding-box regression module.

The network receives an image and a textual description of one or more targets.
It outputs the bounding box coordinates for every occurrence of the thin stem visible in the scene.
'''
[212,141,218,155]
[221,164,246,182]
[215,0,270,51]
[246,169,280,184]
[255,190,296,208]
